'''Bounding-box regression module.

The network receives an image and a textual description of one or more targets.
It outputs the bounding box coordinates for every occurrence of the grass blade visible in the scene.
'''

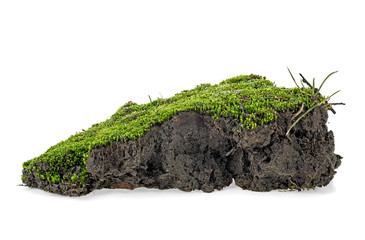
[287,67,300,89]
[286,104,318,136]
[327,89,341,99]
[316,71,338,94]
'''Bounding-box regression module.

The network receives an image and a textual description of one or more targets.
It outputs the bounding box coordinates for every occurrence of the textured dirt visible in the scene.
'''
[22,107,342,196]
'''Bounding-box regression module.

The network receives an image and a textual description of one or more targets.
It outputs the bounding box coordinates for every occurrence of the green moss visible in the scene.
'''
[22,74,325,186]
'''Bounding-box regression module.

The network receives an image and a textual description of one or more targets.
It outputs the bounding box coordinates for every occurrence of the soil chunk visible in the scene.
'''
[23,106,341,196]
[22,74,342,196]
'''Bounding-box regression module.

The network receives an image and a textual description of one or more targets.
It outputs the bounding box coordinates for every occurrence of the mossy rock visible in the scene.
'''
[21,74,341,196]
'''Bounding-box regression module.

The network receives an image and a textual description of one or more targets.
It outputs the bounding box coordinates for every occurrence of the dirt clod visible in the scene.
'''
[23,107,341,196]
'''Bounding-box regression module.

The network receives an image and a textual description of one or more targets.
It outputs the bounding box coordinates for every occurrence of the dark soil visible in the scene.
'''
[22,107,342,196]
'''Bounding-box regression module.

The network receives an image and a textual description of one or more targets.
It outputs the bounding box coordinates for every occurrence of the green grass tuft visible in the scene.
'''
[22,74,331,186]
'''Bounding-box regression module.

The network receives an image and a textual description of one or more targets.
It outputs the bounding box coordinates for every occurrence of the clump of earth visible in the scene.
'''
[23,106,341,196]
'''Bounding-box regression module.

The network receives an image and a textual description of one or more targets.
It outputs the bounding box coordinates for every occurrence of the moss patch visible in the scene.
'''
[22,74,326,186]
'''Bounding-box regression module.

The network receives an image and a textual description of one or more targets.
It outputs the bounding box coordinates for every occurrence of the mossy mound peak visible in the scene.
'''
[22,74,327,188]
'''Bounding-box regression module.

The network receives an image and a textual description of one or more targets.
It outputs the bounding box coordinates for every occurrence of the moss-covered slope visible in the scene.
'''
[22,74,327,187]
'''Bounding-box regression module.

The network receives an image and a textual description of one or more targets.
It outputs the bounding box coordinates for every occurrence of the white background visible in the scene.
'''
[1,0,364,239]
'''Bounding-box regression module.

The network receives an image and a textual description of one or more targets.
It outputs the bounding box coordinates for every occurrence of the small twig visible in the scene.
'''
[225,147,237,157]
[291,103,305,121]
[328,102,346,106]
[326,90,342,114]
[269,94,291,101]
[287,67,301,89]
[287,67,310,96]
[240,102,246,114]
[288,178,298,190]
[328,106,336,114]
[240,96,250,101]
[299,73,313,89]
